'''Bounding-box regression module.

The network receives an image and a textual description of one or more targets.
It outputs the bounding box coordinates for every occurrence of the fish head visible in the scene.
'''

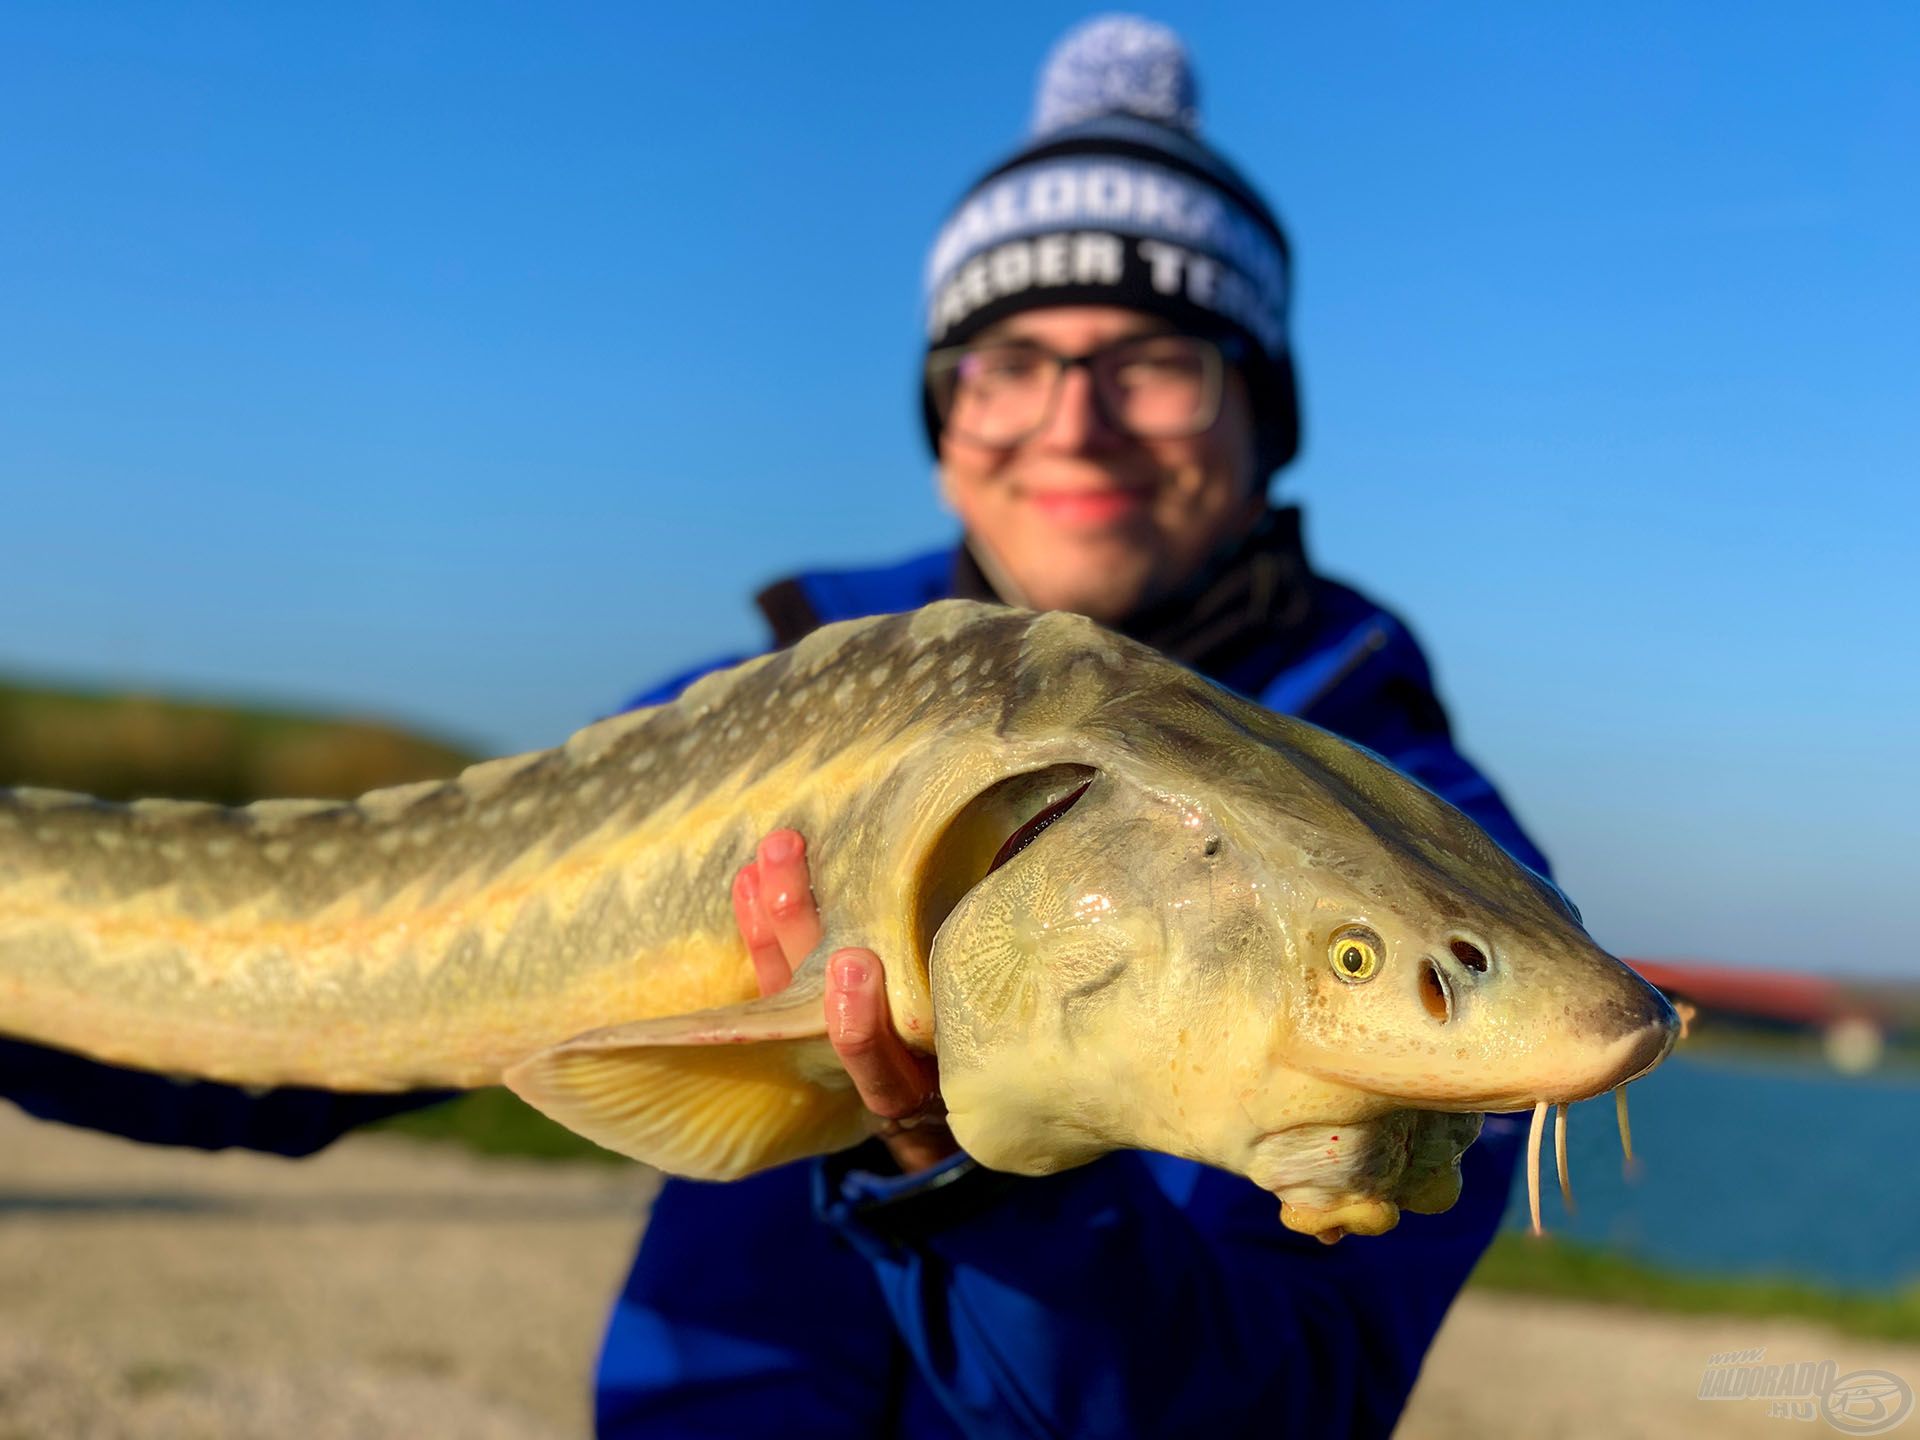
[920,673,1677,1240]
[1267,867,1677,1114]
[1227,720,1679,1118]
[1221,714,1678,1237]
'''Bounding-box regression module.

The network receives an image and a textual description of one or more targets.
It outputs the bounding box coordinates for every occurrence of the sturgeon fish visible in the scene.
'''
[0,601,1675,1241]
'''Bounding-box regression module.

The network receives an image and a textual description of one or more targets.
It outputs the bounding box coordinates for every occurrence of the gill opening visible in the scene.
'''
[988,781,1093,873]
[908,763,1097,985]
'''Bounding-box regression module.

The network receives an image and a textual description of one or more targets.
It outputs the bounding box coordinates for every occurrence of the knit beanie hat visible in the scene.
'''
[921,15,1301,478]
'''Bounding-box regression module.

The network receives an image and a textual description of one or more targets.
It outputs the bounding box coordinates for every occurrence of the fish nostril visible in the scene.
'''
[1419,959,1452,1023]
[1449,938,1489,973]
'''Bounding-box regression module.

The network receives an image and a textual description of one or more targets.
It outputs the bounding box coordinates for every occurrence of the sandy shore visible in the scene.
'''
[3,1105,1913,1438]
[1405,1294,1918,1439]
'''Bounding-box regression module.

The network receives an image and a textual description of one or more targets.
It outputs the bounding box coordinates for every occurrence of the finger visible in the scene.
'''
[732,865,793,996]
[826,949,937,1120]
[885,1124,962,1175]
[756,829,824,968]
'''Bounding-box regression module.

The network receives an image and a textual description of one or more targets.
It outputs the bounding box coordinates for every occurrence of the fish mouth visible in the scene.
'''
[1309,1009,1680,1114]
[1610,1011,1677,1087]
[1555,983,1682,1103]
[1473,971,1683,1112]
[1515,994,1680,1239]
[1515,1010,1678,1111]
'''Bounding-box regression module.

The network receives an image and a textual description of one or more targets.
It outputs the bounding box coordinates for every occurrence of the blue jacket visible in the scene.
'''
[596,544,1547,1439]
[0,535,1547,1439]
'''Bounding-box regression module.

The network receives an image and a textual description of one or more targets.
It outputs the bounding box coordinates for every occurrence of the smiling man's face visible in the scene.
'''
[936,306,1263,623]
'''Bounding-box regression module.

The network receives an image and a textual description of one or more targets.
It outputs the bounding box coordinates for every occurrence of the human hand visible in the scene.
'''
[730,830,957,1174]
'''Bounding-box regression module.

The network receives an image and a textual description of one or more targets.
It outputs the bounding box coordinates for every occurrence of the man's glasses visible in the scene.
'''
[926,334,1236,448]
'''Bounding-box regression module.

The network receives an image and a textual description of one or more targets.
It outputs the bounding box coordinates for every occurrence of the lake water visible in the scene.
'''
[1491,1053,1920,1291]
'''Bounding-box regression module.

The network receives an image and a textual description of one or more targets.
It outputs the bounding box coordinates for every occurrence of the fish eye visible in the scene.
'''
[1329,926,1384,984]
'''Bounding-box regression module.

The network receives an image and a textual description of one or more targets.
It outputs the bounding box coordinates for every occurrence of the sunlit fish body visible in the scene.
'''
[0,602,1675,1240]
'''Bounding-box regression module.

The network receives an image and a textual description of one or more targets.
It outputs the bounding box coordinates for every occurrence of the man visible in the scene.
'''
[595,18,1548,1436]
[1,17,1549,1438]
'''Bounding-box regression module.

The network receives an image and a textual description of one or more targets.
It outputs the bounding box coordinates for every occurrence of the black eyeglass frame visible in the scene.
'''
[925,332,1245,448]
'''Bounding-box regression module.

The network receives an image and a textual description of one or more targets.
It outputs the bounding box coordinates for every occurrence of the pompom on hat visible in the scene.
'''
[1030,13,1200,137]
[922,15,1301,478]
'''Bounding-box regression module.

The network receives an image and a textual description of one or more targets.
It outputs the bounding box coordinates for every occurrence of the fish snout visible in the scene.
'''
[1524,952,1681,1106]
[1280,922,1682,1113]
[1391,935,1679,1110]
[1580,965,1679,1091]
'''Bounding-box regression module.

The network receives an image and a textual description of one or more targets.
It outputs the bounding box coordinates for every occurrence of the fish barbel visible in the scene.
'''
[0,601,1676,1241]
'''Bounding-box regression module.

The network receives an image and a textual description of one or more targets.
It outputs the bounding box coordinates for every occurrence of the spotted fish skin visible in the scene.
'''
[0,604,1130,1089]
[0,600,1676,1241]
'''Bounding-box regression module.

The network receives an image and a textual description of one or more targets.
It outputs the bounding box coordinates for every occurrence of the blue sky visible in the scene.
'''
[1,4,1914,976]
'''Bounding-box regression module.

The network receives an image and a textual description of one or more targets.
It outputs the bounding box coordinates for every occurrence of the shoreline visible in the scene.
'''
[3,1106,1913,1438]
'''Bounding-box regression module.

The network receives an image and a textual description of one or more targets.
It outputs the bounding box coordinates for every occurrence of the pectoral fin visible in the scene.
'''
[503,963,867,1179]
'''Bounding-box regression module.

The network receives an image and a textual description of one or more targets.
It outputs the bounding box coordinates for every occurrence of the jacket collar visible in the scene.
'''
[757,505,1322,683]
[950,506,1319,678]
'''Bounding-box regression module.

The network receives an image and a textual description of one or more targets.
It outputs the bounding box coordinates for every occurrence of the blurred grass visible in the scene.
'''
[368,1089,623,1164]
[0,677,478,803]
[1470,1232,1920,1342]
